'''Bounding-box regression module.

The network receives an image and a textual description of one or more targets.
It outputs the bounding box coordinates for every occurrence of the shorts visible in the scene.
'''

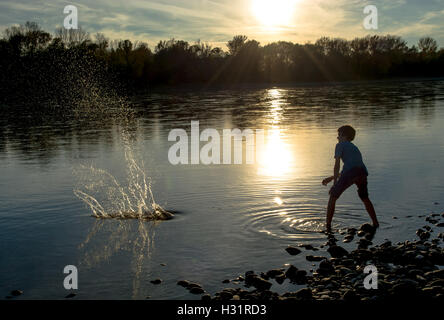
[329,167,369,200]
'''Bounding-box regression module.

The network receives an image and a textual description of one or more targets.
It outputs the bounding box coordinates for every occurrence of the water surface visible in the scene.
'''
[1,80,443,299]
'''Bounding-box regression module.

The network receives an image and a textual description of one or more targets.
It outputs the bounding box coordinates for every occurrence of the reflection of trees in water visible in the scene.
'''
[78,218,158,298]
[0,80,443,163]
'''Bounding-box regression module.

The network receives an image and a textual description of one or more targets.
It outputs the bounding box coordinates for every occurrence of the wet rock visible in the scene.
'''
[357,230,366,237]
[306,255,326,262]
[364,233,374,241]
[266,269,285,279]
[317,260,335,276]
[177,280,190,287]
[10,290,23,297]
[150,279,162,285]
[347,228,357,235]
[295,288,312,300]
[343,235,354,243]
[416,229,430,240]
[358,238,372,248]
[222,279,230,284]
[219,290,234,300]
[201,294,212,301]
[285,246,302,256]
[65,293,76,299]
[327,245,349,258]
[275,274,286,284]
[359,223,376,234]
[285,265,298,278]
[436,223,444,227]
[252,277,273,291]
[390,279,419,296]
[424,269,444,279]
[189,287,205,294]
[298,244,318,251]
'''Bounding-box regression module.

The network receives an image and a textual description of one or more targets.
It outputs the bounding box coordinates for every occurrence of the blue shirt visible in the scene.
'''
[334,141,368,175]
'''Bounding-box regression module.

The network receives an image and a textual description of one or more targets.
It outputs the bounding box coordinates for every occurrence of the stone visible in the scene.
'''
[11,290,23,297]
[295,288,312,300]
[65,293,76,299]
[150,279,162,285]
[177,280,190,287]
[360,223,376,234]
[201,294,212,301]
[189,287,205,294]
[266,269,285,278]
[306,255,326,262]
[285,246,302,255]
[327,245,349,258]
[285,265,298,278]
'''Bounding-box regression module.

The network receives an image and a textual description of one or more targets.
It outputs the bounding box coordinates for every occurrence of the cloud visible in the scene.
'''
[0,0,443,48]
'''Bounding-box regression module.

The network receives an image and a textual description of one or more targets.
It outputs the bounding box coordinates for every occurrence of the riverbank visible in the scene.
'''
[177,212,444,301]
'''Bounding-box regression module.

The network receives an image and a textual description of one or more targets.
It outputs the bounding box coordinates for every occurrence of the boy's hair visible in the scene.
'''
[338,125,356,141]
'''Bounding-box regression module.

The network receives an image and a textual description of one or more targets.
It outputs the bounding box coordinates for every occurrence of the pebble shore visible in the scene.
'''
[177,212,444,301]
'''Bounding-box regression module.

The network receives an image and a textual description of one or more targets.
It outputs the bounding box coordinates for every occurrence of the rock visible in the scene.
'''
[219,290,234,300]
[364,233,374,241]
[343,235,354,243]
[318,260,335,274]
[436,223,444,227]
[298,244,318,251]
[285,246,302,255]
[187,282,203,289]
[295,288,312,300]
[266,269,285,278]
[424,269,444,279]
[150,279,162,285]
[160,263,166,266]
[252,277,273,291]
[285,265,298,278]
[342,289,359,301]
[177,280,190,287]
[357,230,366,237]
[65,293,76,298]
[358,238,372,248]
[201,294,212,301]
[360,223,376,234]
[390,279,419,296]
[10,290,23,297]
[416,229,430,240]
[222,279,230,284]
[306,255,326,262]
[189,287,205,294]
[275,274,286,284]
[327,245,349,258]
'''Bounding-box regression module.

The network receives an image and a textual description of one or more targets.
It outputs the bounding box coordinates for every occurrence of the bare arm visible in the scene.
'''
[333,158,340,184]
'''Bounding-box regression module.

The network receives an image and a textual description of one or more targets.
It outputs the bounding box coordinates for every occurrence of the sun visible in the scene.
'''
[251,0,297,27]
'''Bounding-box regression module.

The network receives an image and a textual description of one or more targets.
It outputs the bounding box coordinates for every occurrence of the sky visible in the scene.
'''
[0,0,443,49]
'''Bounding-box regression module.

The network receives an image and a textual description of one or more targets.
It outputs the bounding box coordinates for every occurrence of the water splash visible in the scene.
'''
[74,128,173,220]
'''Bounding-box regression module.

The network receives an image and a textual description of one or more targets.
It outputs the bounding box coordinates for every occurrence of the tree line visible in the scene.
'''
[1,21,443,101]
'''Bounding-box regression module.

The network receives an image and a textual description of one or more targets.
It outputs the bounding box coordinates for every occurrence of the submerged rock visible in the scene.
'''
[150,279,162,285]
[327,245,349,258]
[285,246,302,255]
[10,290,23,297]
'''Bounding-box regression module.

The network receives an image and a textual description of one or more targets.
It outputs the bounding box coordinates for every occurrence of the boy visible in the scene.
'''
[322,125,379,232]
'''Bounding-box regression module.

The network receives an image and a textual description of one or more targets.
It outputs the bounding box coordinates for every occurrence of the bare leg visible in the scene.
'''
[326,196,337,231]
[362,198,379,227]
